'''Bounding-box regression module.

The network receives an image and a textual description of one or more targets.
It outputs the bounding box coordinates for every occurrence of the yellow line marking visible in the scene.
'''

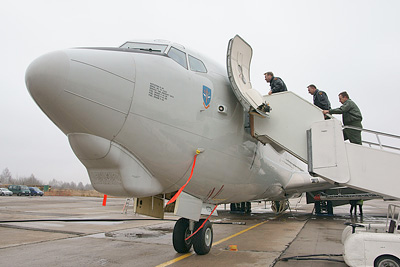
[213,221,267,246]
[155,253,194,267]
[155,214,286,267]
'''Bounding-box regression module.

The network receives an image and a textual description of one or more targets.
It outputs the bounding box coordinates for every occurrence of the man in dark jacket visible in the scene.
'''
[323,91,363,145]
[264,71,287,95]
[307,84,331,110]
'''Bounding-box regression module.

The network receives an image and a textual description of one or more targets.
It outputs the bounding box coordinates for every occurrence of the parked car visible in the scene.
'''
[8,185,31,196]
[0,188,13,196]
[29,187,44,196]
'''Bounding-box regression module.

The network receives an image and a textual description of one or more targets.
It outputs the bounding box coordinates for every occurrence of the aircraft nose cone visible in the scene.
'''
[25,51,69,111]
[26,48,135,138]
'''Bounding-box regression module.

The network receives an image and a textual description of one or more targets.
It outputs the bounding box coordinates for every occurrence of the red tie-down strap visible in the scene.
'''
[166,153,198,206]
[185,205,218,241]
[165,150,216,241]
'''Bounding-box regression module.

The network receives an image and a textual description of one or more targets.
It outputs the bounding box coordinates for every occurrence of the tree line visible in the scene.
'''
[0,167,93,190]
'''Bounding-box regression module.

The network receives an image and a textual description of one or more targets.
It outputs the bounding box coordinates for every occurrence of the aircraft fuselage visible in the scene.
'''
[26,40,329,204]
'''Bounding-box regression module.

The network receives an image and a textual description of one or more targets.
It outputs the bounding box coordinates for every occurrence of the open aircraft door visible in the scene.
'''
[227,35,267,117]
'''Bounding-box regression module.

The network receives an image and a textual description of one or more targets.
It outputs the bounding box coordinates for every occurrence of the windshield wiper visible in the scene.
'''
[138,48,161,52]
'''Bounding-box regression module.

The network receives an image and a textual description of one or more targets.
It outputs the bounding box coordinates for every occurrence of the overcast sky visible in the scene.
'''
[1,0,399,184]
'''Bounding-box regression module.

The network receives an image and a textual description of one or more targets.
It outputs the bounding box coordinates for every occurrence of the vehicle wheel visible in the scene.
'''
[230,203,238,212]
[327,201,333,215]
[193,219,213,255]
[375,255,400,267]
[240,202,246,212]
[173,218,193,253]
[245,201,251,214]
[17,193,21,196]
[315,201,321,214]
[1,193,4,196]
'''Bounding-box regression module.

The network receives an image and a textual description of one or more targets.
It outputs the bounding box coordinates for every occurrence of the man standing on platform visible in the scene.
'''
[264,71,287,95]
[307,84,331,110]
[323,91,363,145]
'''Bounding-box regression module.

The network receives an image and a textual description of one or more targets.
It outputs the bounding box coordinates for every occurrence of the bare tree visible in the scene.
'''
[84,183,94,190]
[0,168,12,184]
[69,181,77,190]
[77,182,85,190]
[1,169,93,190]
[25,174,43,185]
[49,178,62,188]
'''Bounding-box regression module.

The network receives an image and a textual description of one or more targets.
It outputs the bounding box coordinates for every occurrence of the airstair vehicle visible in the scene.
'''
[228,34,400,266]
[227,34,400,201]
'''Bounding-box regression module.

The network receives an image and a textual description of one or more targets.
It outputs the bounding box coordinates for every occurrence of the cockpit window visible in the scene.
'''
[188,55,207,73]
[167,47,188,69]
[120,42,168,53]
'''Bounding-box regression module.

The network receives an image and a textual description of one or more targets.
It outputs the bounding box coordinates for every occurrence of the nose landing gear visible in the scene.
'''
[172,218,213,255]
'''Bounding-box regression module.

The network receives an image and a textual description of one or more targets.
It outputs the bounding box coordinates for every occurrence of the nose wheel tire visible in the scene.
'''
[193,219,213,255]
[173,218,193,253]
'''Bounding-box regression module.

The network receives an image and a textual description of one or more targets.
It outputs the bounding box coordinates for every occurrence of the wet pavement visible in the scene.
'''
[0,195,397,266]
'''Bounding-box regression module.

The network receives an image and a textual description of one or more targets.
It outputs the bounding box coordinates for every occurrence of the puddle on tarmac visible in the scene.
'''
[103,223,174,241]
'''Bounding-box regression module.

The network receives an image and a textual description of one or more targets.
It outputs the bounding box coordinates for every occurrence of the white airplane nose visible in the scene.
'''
[25,48,136,139]
[25,51,70,114]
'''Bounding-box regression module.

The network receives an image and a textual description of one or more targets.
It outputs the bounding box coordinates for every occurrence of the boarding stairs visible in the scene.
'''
[227,34,400,200]
[254,91,400,200]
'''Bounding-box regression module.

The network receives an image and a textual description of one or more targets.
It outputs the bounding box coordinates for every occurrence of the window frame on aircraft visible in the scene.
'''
[167,46,188,69]
[188,55,207,73]
[120,42,168,53]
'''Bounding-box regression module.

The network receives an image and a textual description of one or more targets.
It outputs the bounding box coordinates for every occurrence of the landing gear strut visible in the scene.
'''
[172,218,214,255]
[271,200,289,214]
[230,202,251,213]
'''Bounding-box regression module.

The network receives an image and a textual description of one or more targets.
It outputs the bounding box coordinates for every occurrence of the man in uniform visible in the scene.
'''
[264,71,287,95]
[323,91,363,145]
[307,84,331,110]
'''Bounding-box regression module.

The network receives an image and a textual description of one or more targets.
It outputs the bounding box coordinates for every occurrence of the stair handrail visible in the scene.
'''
[342,125,400,151]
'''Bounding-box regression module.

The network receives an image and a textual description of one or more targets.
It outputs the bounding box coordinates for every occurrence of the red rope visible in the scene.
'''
[166,154,198,206]
[185,204,218,241]
[165,152,217,241]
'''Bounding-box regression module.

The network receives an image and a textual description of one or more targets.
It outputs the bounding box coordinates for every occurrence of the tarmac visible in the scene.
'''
[0,195,397,267]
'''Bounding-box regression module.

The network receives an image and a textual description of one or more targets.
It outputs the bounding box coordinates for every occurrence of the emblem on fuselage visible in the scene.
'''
[203,86,212,109]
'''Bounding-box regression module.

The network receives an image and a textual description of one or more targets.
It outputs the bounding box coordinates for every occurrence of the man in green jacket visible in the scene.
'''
[323,91,363,145]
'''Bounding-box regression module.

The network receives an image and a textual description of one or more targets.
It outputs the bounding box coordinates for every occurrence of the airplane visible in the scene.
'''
[25,35,336,255]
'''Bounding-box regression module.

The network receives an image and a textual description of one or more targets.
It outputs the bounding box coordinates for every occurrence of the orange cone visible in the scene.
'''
[228,245,238,251]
